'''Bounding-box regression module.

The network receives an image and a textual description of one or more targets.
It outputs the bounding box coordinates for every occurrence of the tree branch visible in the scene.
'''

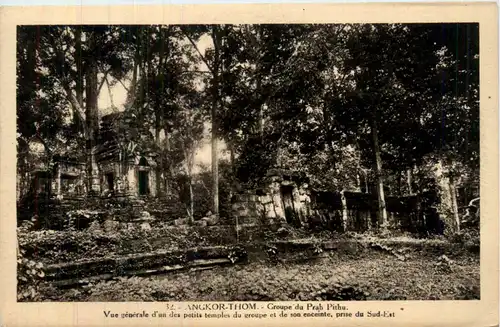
[61,82,89,138]
[105,76,116,110]
[98,68,112,95]
[181,28,215,75]
[46,30,89,139]
[115,77,130,93]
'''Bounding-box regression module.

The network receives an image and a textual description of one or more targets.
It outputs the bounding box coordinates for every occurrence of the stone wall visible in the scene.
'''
[50,160,86,197]
[231,193,265,225]
[127,164,137,195]
[231,179,438,234]
[231,174,312,227]
[148,168,157,197]
[309,191,440,234]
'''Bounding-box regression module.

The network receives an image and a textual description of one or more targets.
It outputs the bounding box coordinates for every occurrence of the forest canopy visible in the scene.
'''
[17,23,479,232]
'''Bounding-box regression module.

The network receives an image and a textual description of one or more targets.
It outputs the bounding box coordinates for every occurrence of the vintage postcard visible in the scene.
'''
[0,2,498,327]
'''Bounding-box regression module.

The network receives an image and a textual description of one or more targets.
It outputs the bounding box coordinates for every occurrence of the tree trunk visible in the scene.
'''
[364,171,369,193]
[371,113,388,228]
[340,190,349,232]
[138,61,146,124]
[185,139,195,224]
[56,164,62,197]
[188,178,194,223]
[126,30,142,108]
[75,27,84,108]
[142,28,152,124]
[85,53,100,195]
[155,126,162,196]
[435,159,457,235]
[256,59,264,139]
[17,140,30,199]
[229,139,235,171]
[185,164,194,224]
[211,27,220,216]
[227,138,236,200]
[129,61,138,105]
[450,176,461,233]
[407,168,413,195]
[247,25,264,139]
[397,171,402,195]
[164,130,173,196]
[156,26,167,197]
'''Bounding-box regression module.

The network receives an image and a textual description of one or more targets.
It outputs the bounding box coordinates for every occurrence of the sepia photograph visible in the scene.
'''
[16,22,481,303]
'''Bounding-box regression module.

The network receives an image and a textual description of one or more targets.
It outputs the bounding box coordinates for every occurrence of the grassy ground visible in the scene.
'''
[39,250,479,302]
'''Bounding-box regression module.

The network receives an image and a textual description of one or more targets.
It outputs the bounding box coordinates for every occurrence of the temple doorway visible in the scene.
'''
[138,170,149,195]
[280,185,295,224]
[138,157,150,196]
[106,173,114,191]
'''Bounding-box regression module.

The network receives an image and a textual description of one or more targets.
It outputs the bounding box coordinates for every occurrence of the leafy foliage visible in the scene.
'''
[17,24,479,226]
[39,251,479,302]
[17,220,46,301]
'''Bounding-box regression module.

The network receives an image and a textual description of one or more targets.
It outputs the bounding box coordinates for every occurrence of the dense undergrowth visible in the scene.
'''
[36,252,479,302]
[18,220,250,265]
[17,220,352,265]
[17,217,480,302]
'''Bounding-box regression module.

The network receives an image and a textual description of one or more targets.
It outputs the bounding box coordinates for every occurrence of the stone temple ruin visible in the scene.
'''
[231,168,440,234]
[93,112,159,198]
[22,110,443,234]
[232,169,312,227]
[25,112,160,200]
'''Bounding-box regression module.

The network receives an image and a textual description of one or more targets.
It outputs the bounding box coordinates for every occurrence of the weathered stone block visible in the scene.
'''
[235,223,256,232]
[233,194,258,203]
[245,201,261,211]
[231,194,244,203]
[274,207,285,220]
[236,216,258,224]
[266,218,277,226]
[255,202,265,212]
[297,194,308,203]
[149,173,157,197]
[271,194,282,204]
[140,222,152,231]
[201,214,219,226]
[236,207,250,217]
[259,187,272,194]
[88,220,101,232]
[103,219,120,232]
[231,203,246,211]
[195,220,208,227]
[264,203,276,218]
[259,195,273,204]
[173,218,188,226]
[208,219,219,226]
[132,211,155,222]
[245,194,259,202]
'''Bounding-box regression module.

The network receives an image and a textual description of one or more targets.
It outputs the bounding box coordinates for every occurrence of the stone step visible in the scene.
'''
[50,258,234,288]
[44,245,247,281]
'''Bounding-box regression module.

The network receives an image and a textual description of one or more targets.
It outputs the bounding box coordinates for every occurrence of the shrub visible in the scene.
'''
[17,251,45,301]
[18,228,121,263]
[17,219,46,301]
[17,223,242,264]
